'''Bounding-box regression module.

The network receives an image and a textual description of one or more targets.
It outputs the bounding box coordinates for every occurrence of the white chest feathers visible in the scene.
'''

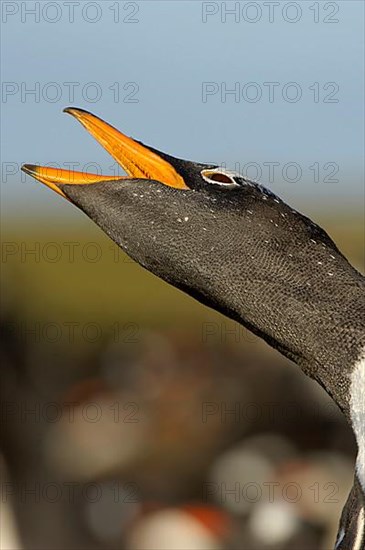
[350,351,365,493]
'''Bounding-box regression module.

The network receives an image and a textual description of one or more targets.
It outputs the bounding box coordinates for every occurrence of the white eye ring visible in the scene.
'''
[201,168,241,189]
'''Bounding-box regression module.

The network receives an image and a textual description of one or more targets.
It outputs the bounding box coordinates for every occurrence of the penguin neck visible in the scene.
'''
[252,259,365,416]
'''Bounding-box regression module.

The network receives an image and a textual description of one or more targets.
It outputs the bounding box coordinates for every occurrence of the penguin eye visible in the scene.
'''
[201,169,240,189]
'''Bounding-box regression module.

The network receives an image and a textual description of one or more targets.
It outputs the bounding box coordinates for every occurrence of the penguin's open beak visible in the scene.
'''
[22,108,188,199]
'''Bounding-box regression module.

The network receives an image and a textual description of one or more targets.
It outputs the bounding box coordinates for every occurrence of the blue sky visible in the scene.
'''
[2,0,364,220]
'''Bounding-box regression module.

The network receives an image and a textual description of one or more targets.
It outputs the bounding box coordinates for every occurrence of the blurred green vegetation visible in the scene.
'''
[2,212,364,331]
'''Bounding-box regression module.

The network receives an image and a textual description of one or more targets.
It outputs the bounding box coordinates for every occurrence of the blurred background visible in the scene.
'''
[1,1,364,549]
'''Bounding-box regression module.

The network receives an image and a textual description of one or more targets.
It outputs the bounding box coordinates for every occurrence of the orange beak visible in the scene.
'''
[22,108,188,199]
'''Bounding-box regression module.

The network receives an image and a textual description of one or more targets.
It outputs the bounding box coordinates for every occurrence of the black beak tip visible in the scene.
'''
[21,164,37,176]
[63,106,92,117]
